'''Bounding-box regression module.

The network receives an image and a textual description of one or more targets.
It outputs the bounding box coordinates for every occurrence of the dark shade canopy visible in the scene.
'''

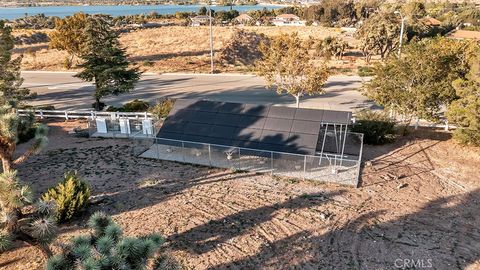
[157,99,352,155]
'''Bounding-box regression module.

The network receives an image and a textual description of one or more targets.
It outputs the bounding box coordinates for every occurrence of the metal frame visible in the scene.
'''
[132,132,364,186]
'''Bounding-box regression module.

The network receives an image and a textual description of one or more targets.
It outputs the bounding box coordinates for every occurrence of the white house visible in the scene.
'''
[234,14,254,25]
[190,15,212,27]
[272,14,306,26]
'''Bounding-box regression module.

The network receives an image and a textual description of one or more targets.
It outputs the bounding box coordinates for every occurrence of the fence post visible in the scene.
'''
[39,110,44,119]
[182,141,185,162]
[303,155,307,180]
[355,134,364,187]
[208,144,212,166]
[444,120,449,131]
[270,151,274,175]
[64,111,69,120]
[153,138,158,159]
[238,148,241,171]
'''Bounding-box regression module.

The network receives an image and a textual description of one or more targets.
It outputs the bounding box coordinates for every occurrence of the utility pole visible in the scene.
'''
[394,11,405,59]
[208,3,214,73]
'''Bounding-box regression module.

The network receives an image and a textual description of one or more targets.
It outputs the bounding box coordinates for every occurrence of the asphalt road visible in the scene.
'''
[21,71,373,111]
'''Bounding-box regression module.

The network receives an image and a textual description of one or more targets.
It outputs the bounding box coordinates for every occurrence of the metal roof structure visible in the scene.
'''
[157,99,352,155]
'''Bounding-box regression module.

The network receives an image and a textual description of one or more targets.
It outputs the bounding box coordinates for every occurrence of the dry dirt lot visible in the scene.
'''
[14,26,365,74]
[1,120,479,269]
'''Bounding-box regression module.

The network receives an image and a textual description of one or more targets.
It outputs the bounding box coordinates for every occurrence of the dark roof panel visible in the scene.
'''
[157,99,352,155]
[291,120,321,135]
[294,108,324,122]
[242,104,270,116]
[268,106,296,119]
[263,118,293,132]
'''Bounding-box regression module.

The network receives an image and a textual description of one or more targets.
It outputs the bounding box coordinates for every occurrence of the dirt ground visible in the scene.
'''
[14,26,365,74]
[1,120,479,269]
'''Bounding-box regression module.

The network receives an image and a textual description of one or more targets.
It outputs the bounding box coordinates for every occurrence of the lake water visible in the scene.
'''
[0,4,282,20]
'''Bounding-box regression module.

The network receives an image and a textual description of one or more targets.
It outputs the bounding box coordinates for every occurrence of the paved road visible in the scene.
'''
[22,71,373,111]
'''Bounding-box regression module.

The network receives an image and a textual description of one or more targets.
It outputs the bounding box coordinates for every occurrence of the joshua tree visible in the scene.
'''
[0,105,48,172]
[46,212,179,270]
[0,170,58,257]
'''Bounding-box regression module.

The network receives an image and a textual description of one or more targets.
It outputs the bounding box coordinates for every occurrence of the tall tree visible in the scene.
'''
[49,12,89,69]
[0,105,48,172]
[256,33,329,108]
[364,38,472,131]
[356,11,402,62]
[76,15,141,111]
[446,50,480,146]
[0,21,31,106]
[0,21,47,173]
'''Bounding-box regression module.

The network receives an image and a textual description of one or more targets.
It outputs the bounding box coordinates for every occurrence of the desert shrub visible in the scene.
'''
[46,212,180,270]
[351,110,396,145]
[357,66,374,77]
[123,99,150,112]
[106,99,151,112]
[315,36,349,60]
[149,98,175,119]
[453,129,480,147]
[17,114,38,144]
[219,29,270,66]
[42,171,91,223]
[14,32,49,45]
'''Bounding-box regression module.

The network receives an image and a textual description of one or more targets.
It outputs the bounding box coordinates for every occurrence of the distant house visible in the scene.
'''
[423,17,442,27]
[234,14,253,25]
[190,15,212,27]
[272,14,306,26]
[447,29,480,41]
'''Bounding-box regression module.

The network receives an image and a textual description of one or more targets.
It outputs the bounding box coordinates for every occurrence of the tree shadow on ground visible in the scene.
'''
[168,191,345,255]
[358,128,452,187]
[211,188,480,269]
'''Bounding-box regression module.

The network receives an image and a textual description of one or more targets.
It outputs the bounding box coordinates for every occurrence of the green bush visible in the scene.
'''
[46,212,180,270]
[123,99,150,112]
[149,98,175,119]
[351,110,396,145]
[453,128,480,147]
[17,114,38,144]
[358,66,374,77]
[42,171,91,223]
[106,99,151,112]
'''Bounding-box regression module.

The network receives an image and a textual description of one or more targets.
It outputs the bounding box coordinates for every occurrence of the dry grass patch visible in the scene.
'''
[14,26,365,73]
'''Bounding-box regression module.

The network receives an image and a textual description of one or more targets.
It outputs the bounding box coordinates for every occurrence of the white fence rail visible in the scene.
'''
[18,109,154,120]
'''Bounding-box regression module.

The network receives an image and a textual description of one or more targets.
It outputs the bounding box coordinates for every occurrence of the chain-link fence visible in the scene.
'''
[133,132,363,186]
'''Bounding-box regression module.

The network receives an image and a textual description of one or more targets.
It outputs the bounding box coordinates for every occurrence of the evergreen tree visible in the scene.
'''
[0,21,32,107]
[76,15,141,111]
